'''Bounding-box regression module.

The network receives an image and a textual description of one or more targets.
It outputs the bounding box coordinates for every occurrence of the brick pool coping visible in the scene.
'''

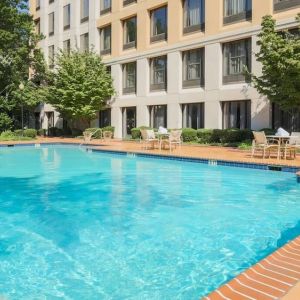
[1,138,300,299]
[204,236,300,300]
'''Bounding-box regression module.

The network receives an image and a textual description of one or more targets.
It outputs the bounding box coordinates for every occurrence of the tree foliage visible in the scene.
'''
[46,50,115,126]
[0,0,46,131]
[249,14,300,111]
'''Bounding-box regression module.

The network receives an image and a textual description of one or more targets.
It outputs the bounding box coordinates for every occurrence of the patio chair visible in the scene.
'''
[251,131,280,159]
[282,132,300,159]
[161,130,182,152]
[140,129,158,150]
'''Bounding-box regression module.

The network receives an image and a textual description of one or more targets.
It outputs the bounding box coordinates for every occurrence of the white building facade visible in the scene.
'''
[30,0,300,138]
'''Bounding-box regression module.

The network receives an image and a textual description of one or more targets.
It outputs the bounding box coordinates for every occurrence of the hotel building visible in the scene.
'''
[29,0,300,138]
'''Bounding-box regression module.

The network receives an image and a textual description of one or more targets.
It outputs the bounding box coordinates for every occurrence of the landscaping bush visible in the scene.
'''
[197,129,213,144]
[48,127,63,137]
[23,129,37,138]
[131,126,153,139]
[85,128,102,139]
[14,129,23,137]
[182,128,197,142]
[220,129,253,144]
[102,126,115,137]
[260,128,276,135]
[38,128,46,136]
[210,129,224,143]
[0,130,15,139]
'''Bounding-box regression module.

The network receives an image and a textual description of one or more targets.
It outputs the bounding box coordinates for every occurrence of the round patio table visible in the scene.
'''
[155,132,170,150]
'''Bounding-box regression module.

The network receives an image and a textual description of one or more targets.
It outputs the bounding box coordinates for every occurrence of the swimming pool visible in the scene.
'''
[0,145,299,299]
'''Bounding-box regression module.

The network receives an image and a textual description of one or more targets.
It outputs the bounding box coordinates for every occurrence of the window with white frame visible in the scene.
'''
[80,33,89,52]
[183,0,205,33]
[100,25,111,55]
[150,6,167,43]
[48,45,55,68]
[48,12,54,36]
[223,39,251,83]
[81,0,89,22]
[182,48,204,88]
[224,0,252,24]
[182,103,204,129]
[149,105,167,128]
[150,56,167,91]
[222,100,251,129]
[63,4,71,30]
[100,0,111,15]
[63,39,71,54]
[123,17,137,49]
[274,0,300,12]
[123,62,136,94]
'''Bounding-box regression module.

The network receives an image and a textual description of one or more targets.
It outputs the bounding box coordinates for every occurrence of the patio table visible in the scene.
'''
[155,132,170,150]
[266,135,294,159]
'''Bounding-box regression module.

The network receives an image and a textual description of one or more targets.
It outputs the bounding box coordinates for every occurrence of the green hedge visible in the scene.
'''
[14,129,23,137]
[182,128,197,142]
[23,129,37,138]
[38,129,46,136]
[131,126,153,139]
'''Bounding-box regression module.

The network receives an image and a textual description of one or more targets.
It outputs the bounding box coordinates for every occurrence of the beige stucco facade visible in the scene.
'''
[30,0,300,137]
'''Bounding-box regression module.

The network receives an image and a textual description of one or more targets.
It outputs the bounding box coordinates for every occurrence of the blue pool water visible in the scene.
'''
[0,146,299,299]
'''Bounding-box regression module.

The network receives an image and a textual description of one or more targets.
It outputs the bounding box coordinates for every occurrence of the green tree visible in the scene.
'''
[0,0,46,131]
[249,15,300,115]
[46,50,115,128]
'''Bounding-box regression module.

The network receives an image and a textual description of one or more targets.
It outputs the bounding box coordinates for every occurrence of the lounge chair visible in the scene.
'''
[251,131,280,159]
[140,129,158,150]
[161,130,182,152]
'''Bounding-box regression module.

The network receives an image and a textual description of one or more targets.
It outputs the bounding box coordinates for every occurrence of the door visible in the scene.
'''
[122,107,136,138]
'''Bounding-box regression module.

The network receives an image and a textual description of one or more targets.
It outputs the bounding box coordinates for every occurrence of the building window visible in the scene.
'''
[48,45,55,68]
[182,103,204,129]
[272,104,300,132]
[224,0,252,24]
[124,0,137,6]
[63,4,71,30]
[123,17,137,50]
[183,0,205,34]
[274,0,300,12]
[222,100,251,129]
[35,19,41,35]
[49,0,54,3]
[150,6,167,43]
[48,12,54,36]
[63,39,71,54]
[100,0,111,15]
[123,62,136,95]
[150,56,167,91]
[81,0,89,23]
[223,39,251,84]
[122,107,136,137]
[149,105,167,128]
[106,65,111,74]
[100,25,111,55]
[182,48,205,88]
[80,33,89,52]
[99,109,111,127]
[36,0,40,10]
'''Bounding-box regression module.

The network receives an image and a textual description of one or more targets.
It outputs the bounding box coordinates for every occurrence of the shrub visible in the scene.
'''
[0,130,15,139]
[85,128,102,139]
[131,128,141,140]
[0,113,13,133]
[38,128,46,136]
[102,126,115,137]
[14,129,24,137]
[131,126,153,139]
[197,129,213,144]
[210,129,224,143]
[260,128,276,135]
[23,129,37,138]
[182,128,197,142]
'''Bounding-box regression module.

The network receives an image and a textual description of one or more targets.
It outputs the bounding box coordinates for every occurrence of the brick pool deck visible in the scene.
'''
[1,137,300,299]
